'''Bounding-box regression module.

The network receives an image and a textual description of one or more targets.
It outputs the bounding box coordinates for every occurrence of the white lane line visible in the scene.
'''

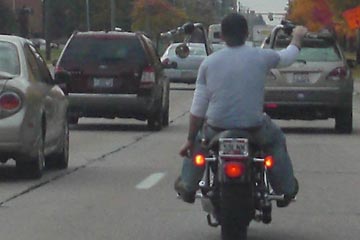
[136,172,166,189]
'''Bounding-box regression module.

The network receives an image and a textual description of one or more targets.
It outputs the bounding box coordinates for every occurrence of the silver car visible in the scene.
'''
[0,35,69,178]
[263,30,354,133]
[161,43,207,83]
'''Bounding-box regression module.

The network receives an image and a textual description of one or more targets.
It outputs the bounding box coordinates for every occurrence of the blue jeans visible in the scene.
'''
[180,114,296,195]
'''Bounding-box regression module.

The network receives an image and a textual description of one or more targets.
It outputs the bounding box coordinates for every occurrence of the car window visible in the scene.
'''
[24,44,42,82]
[28,44,53,81]
[168,44,207,56]
[24,44,53,84]
[0,41,20,75]
[60,36,146,65]
[275,38,341,62]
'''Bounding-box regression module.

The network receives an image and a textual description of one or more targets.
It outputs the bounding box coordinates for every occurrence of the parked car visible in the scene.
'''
[30,38,59,50]
[0,35,70,178]
[55,31,171,131]
[263,30,355,133]
[161,42,207,83]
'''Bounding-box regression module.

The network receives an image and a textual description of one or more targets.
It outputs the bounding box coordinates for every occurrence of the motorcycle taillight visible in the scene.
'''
[193,154,206,167]
[264,155,274,168]
[224,162,245,178]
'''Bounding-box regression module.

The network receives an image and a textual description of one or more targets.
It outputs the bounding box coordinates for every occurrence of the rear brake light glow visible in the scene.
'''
[224,162,245,178]
[140,66,155,88]
[0,92,21,111]
[326,67,347,81]
[54,65,64,74]
[265,103,278,109]
[264,155,274,168]
[194,154,206,167]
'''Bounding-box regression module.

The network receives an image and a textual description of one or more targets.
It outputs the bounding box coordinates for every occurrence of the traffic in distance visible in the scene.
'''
[0,9,359,240]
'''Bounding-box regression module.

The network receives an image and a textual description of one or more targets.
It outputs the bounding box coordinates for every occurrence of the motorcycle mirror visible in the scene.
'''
[175,43,190,59]
[182,22,195,35]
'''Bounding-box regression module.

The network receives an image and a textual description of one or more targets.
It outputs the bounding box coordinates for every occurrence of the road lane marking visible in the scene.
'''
[136,172,166,189]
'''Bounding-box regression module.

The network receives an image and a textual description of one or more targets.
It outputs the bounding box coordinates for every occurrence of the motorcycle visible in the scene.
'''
[192,128,285,240]
[160,20,296,240]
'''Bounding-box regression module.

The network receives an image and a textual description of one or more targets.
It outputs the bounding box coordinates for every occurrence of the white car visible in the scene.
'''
[161,43,207,84]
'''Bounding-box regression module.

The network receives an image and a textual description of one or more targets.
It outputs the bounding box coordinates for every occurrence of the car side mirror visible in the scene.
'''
[175,43,190,59]
[54,70,71,84]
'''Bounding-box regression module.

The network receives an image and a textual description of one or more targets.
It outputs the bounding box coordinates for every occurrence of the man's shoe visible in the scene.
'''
[174,177,196,204]
[277,177,299,208]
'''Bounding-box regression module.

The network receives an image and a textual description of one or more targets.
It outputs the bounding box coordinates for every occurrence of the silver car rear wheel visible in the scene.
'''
[17,129,45,179]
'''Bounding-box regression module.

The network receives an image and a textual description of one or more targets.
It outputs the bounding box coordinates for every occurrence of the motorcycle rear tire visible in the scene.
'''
[220,183,253,240]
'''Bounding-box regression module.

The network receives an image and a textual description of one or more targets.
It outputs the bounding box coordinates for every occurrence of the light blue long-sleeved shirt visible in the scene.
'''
[190,44,299,129]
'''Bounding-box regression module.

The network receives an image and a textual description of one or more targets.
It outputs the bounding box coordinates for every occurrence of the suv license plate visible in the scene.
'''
[93,78,113,88]
[292,73,309,83]
[219,138,249,157]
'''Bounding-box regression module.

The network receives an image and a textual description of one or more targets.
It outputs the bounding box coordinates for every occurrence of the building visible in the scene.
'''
[2,0,43,36]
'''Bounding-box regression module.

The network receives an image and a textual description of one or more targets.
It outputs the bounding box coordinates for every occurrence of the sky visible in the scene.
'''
[238,0,289,13]
[237,0,289,24]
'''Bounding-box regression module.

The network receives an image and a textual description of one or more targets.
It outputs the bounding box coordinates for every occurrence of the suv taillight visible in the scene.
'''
[140,66,155,88]
[326,67,347,81]
[0,92,21,111]
[54,65,65,74]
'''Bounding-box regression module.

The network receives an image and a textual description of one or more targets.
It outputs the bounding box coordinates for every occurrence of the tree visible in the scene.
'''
[0,2,17,34]
[287,0,333,31]
[131,0,187,39]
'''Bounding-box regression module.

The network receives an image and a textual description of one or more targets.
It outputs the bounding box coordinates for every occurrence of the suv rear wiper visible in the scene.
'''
[101,57,126,63]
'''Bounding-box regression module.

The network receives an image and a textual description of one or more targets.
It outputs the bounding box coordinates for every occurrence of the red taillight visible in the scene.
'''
[193,154,206,167]
[0,92,21,111]
[265,103,278,109]
[326,67,347,81]
[140,66,155,88]
[54,65,64,74]
[264,155,274,168]
[224,162,245,178]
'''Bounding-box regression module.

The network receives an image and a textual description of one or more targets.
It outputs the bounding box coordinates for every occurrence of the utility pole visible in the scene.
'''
[86,0,90,31]
[110,0,115,30]
[42,0,51,60]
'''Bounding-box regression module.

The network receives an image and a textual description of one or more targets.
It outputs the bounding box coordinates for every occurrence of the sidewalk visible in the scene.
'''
[354,78,360,95]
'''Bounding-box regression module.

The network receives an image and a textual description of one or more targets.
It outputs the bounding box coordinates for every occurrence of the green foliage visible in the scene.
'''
[46,0,133,39]
[131,0,188,39]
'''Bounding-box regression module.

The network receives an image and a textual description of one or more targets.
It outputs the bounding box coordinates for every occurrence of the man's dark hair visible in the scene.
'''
[221,13,248,46]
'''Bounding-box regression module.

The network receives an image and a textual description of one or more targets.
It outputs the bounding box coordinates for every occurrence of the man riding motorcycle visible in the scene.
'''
[174,13,308,207]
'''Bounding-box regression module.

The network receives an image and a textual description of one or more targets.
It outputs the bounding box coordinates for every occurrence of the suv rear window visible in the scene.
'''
[60,36,147,66]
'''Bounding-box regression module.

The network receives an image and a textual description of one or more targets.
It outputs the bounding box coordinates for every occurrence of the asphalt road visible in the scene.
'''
[0,83,359,240]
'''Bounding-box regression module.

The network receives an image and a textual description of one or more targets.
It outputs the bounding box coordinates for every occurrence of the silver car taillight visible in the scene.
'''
[140,66,155,88]
[0,92,22,112]
[326,67,347,81]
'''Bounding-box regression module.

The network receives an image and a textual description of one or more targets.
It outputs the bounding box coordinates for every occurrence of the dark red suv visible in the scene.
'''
[55,31,170,130]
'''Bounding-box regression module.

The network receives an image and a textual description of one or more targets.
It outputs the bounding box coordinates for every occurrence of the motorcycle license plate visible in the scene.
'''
[219,138,249,157]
